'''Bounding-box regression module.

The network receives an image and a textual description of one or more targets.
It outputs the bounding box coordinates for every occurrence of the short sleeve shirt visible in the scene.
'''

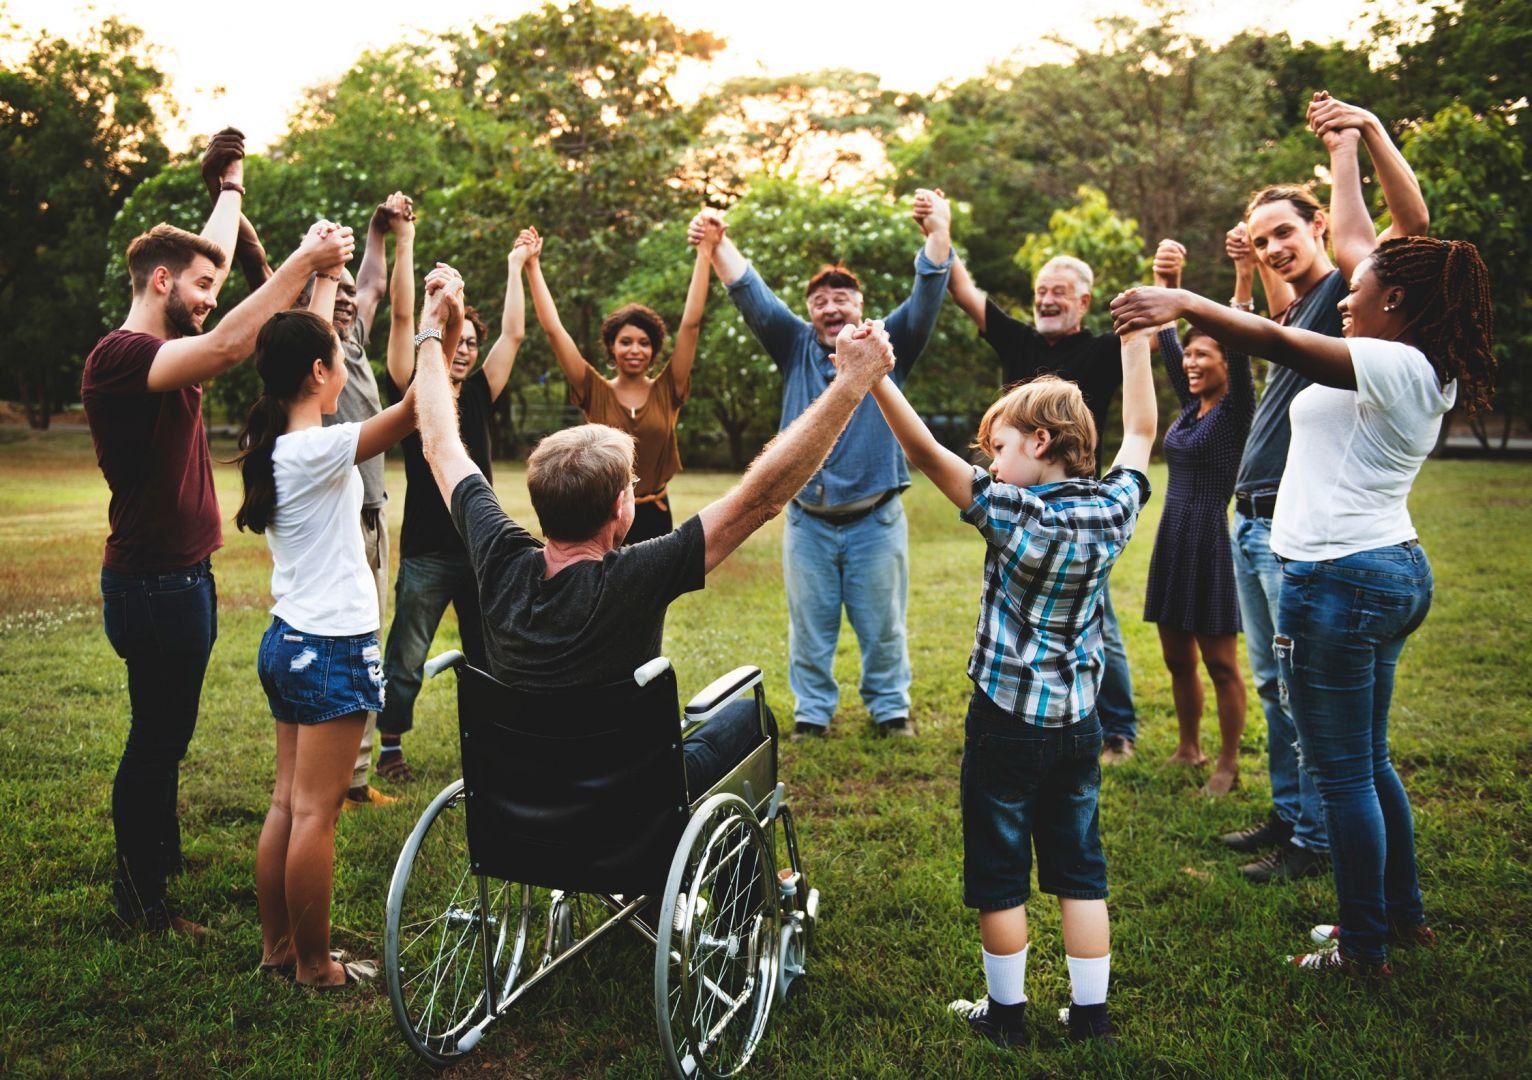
[81,330,222,573]
[393,369,495,557]
[324,318,387,509]
[571,362,687,498]
[452,474,707,688]
[962,465,1150,725]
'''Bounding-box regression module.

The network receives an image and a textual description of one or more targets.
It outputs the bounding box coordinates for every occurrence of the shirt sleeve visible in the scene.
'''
[287,423,363,485]
[725,264,811,374]
[624,513,707,604]
[452,473,541,576]
[568,360,603,411]
[1158,326,1193,407]
[980,301,1043,382]
[959,465,1047,546]
[884,246,954,383]
[1349,338,1438,412]
[83,333,163,398]
[1099,466,1152,515]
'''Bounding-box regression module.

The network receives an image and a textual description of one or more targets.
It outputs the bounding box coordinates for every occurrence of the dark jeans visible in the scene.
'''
[100,558,217,920]
[683,700,775,795]
[1276,543,1433,963]
[379,552,485,737]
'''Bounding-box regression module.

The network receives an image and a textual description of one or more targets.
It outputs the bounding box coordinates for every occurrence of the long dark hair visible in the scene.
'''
[233,310,336,533]
[1369,237,1497,415]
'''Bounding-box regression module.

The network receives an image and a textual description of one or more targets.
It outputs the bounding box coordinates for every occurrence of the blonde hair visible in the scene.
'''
[526,424,636,541]
[975,375,1097,479]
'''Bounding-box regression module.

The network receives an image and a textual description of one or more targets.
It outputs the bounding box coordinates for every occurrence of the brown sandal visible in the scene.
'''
[376,753,414,783]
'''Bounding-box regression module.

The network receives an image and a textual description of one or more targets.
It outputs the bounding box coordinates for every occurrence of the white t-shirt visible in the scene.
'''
[1271,338,1456,562]
[267,423,378,636]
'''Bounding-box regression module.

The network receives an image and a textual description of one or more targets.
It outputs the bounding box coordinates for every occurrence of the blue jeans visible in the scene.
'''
[1232,512,1327,852]
[782,498,910,728]
[961,690,1108,910]
[258,617,385,724]
[379,552,486,737]
[100,558,218,921]
[1096,580,1138,741]
[684,701,776,796]
[1276,543,1433,963]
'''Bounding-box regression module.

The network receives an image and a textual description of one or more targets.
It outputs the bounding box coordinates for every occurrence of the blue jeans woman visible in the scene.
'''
[1275,543,1433,964]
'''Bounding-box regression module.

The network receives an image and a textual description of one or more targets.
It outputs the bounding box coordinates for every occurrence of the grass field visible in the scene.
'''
[0,427,1528,1079]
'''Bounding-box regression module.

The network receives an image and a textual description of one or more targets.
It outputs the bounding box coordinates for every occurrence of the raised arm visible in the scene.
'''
[689,209,748,286]
[482,233,534,402]
[355,193,411,334]
[697,321,893,572]
[196,128,245,296]
[1111,286,1356,390]
[1226,221,1294,318]
[524,233,592,386]
[913,187,953,267]
[414,267,479,505]
[146,222,355,393]
[1309,92,1429,281]
[946,253,989,331]
[1112,325,1158,475]
[386,209,417,393]
[671,219,720,396]
[869,375,975,509]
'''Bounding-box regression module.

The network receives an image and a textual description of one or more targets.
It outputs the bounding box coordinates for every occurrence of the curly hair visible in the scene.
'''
[1368,237,1497,415]
[600,303,667,363]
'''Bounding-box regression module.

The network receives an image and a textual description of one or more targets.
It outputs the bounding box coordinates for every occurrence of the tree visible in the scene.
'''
[0,17,174,427]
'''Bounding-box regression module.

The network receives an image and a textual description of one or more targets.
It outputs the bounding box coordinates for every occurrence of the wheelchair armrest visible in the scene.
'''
[683,665,763,724]
[424,650,466,679]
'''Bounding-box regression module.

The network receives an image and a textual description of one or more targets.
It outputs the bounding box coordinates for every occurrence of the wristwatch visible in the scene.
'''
[414,327,443,347]
[1229,297,1256,312]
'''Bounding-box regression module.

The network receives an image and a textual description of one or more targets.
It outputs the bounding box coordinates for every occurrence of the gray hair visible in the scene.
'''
[1039,255,1094,295]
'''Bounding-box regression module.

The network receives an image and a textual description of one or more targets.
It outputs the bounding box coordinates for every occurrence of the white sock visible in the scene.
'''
[1066,953,1110,1006]
[982,944,1028,1006]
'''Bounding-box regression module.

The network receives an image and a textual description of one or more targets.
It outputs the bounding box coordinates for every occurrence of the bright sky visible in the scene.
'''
[6,0,1388,151]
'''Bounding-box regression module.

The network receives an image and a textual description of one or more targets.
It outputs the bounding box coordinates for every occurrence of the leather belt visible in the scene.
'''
[1234,489,1279,520]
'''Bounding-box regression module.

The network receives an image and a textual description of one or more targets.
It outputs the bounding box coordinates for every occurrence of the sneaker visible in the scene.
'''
[949,997,1028,1048]
[342,785,399,811]
[789,722,827,743]
[1100,735,1135,764]
[1310,922,1437,948]
[1219,811,1293,853]
[876,717,916,738]
[1058,1001,1116,1043]
[1240,841,1328,884]
[1287,940,1392,976]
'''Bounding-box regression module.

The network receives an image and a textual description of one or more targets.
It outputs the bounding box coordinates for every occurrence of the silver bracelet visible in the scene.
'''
[413,327,443,347]
[1229,297,1256,312]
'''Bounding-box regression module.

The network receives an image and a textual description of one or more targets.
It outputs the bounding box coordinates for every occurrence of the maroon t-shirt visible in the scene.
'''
[82,330,223,573]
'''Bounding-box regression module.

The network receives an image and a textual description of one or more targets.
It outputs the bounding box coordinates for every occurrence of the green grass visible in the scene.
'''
[0,429,1528,1078]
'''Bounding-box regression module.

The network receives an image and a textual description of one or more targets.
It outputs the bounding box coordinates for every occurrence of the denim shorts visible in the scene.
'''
[960,689,1108,911]
[257,616,384,725]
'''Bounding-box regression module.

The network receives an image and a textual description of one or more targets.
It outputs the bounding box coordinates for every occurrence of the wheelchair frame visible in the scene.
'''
[383,652,819,1078]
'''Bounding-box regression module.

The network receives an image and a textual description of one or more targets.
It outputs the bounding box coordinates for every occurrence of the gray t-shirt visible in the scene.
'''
[1234,269,1346,497]
[451,473,706,688]
[323,319,387,509]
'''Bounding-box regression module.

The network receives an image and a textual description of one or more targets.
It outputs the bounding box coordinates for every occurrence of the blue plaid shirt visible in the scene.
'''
[962,465,1150,726]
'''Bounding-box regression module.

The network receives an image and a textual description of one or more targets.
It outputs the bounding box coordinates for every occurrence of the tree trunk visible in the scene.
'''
[18,373,53,430]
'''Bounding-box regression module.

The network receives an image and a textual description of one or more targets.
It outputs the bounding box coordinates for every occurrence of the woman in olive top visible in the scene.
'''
[523,225,716,544]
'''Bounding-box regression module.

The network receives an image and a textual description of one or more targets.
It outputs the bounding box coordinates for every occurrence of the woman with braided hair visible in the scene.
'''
[1110,233,1496,974]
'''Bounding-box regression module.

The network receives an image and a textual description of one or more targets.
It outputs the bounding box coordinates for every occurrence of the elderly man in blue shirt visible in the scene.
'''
[689,191,953,739]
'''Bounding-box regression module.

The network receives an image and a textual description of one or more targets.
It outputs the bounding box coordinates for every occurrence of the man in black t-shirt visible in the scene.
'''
[944,249,1143,763]
[375,234,531,781]
[410,265,896,789]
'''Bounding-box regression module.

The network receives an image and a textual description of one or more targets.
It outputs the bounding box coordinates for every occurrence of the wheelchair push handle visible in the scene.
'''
[424,650,466,679]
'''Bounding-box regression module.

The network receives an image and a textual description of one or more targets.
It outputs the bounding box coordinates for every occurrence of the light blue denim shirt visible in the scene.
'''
[725,247,952,507]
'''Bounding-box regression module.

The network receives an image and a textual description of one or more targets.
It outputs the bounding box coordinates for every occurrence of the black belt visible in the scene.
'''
[799,489,899,527]
[1234,489,1279,519]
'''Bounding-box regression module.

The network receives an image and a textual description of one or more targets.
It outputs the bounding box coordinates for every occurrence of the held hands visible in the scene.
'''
[372,191,416,236]
[422,263,465,326]
[199,127,245,203]
[1152,238,1186,289]
[911,188,951,239]
[1110,287,1186,338]
[829,319,895,388]
[687,208,725,249]
[1225,222,1256,271]
[509,227,542,270]
[299,220,355,272]
[1307,91,1367,151]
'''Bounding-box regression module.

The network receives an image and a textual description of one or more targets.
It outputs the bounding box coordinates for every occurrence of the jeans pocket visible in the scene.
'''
[261,631,333,706]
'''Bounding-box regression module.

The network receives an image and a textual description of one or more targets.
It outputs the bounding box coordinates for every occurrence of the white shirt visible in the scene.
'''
[267,423,378,636]
[1272,338,1455,562]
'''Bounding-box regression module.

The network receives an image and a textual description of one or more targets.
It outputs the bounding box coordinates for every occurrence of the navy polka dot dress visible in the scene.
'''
[1143,326,1256,635]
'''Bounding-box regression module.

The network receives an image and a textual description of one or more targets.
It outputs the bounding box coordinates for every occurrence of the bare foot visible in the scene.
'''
[1165,747,1209,767]
[1201,766,1239,797]
[1101,736,1135,765]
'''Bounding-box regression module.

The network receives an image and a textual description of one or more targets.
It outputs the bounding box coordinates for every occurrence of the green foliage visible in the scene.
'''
[0,16,173,427]
[1015,185,1150,336]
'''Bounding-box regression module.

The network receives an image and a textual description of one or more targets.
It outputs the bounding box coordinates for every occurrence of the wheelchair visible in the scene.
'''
[383,651,819,1077]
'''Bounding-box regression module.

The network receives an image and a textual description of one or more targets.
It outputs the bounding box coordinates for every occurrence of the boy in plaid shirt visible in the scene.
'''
[864,322,1158,1046]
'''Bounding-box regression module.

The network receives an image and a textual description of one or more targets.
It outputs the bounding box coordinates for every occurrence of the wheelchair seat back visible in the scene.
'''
[457,663,690,896]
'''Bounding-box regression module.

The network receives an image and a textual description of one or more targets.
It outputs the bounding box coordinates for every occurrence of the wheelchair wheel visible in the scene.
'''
[655,793,780,1079]
[385,779,532,1066]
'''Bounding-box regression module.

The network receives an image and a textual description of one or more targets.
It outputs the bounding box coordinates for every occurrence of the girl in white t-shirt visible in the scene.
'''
[1109,235,1496,975]
[232,303,446,990]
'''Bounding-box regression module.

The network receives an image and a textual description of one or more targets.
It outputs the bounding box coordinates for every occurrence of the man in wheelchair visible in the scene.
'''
[412,268,897,786]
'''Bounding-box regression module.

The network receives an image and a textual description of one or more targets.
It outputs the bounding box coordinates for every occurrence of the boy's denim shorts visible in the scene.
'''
[960,688,1108,911]
[258,616,385,725]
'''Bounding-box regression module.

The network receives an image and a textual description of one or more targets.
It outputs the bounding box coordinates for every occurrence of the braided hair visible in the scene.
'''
[232,310,337,533]
[1368,237,1497,415]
